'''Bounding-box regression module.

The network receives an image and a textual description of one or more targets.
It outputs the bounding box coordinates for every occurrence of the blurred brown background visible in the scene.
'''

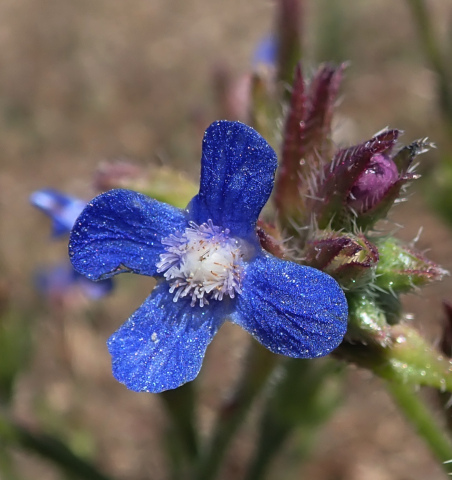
[1,1,452,479]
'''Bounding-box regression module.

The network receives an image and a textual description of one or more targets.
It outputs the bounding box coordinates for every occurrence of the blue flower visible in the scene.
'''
[31,188,113,300]
[252,35,278,69]
[69,120,348,393]
[35,262,114,300]
[30,189,87,238]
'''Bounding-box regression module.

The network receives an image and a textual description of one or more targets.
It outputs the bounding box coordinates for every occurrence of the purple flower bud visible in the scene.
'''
[304,231,379,289]
[309,129,400,231]
[256,219,286,258]
[347,153,399,214]
[306,131,431,231]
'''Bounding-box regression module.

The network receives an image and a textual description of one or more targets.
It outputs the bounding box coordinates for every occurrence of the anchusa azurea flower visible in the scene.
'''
[31,189,113,301]
[30,189,87,238]
[69,120,348,393]
[35,263,113,301]
[253,35,278,71]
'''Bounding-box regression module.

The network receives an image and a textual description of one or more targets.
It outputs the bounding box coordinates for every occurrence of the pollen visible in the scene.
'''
[156,220,244,307]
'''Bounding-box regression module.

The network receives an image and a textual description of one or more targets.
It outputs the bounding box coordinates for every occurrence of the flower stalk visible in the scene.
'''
[195,342,280,480]
[244,358,343,480]
[386,381,452,476]
[160,382,200,479]
[336,323,452,392]
[0,408,114,480]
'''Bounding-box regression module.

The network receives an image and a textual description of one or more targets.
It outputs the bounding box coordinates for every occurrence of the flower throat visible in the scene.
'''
[156,220,244,307]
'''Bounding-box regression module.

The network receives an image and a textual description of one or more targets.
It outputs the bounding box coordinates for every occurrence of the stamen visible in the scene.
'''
[156,220,245,307]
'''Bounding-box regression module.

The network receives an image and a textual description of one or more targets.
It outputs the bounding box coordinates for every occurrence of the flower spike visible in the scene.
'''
[275,63,345,224]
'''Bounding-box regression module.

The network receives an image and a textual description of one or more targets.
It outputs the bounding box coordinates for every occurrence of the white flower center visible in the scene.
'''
[156,220,245,307]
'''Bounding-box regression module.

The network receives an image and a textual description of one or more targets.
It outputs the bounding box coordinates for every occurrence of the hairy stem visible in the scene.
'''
[406,0,452,137]
[195,342,279,480]
[160,381,199,479]
[160,381,199,460]
[387,381,452,474]
[244,358,343,480]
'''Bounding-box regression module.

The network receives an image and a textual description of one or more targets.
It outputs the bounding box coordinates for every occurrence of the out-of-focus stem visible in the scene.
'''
[276,0,303,93]
[0,447,23,480]
[406,0,452,137]
[387,381,452,475]
[249,73,279,150]
[160,381,199,479]
[337,324,452,392]
[244,424,288,480]
[0,409,114,480]
[160,382,199,460]
[195,342,279,480]
[244,358,343,480]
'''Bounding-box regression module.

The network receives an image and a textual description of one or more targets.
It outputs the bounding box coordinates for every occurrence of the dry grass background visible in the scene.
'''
[1,0,452,479]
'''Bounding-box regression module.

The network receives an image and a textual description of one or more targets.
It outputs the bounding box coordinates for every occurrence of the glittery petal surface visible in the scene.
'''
[188,121,277,239]
[232,254,348,357]
[107,283,229,393]
[69,189,187,280]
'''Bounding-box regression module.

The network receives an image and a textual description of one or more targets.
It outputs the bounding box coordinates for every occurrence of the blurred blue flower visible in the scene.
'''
[30,189,87,238]
[35,262,113,301]
[69,120,348,393]
[252,35,278,69]
[30,188,113,301]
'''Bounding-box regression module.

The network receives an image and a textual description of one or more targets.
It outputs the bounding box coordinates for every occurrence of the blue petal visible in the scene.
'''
[69,189,187,280]
[107,283,229,392]
[30,189,86,238]
[188,121,277,239]
[232,254,348,358]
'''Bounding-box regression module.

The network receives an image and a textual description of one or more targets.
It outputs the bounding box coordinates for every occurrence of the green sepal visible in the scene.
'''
[375,237,447,293]
[346,293,390,346]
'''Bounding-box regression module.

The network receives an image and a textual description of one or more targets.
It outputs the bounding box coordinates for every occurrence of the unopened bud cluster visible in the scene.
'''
[265,63,445,348]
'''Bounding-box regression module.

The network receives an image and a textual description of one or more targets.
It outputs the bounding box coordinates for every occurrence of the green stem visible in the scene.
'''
[276,0,303,94]
[160,381,199,460]
[386,381,452,474]
[406,0,452,136]
[250,73,280,151]
[336,324,452,393]
[0,410,114,480]
[244,358,343,480]
[160,382,199,479]
[195,342,279,480]
[244,422,289,480]
[0,446,24,480]
[164,431,186,480]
